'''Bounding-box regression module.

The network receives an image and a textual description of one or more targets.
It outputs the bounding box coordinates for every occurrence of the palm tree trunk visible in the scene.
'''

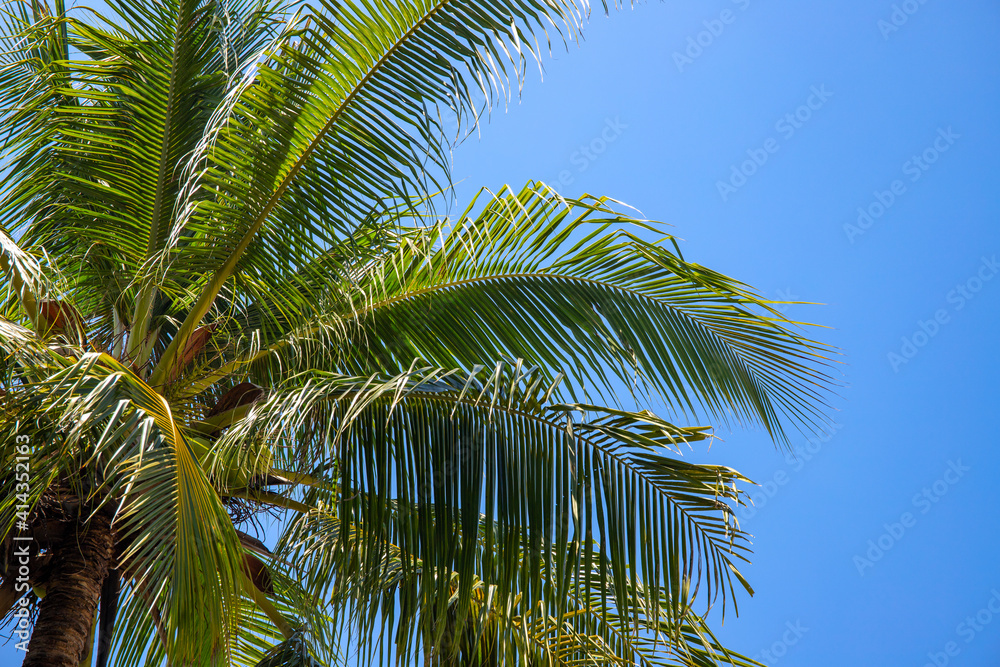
[23,509,114,667]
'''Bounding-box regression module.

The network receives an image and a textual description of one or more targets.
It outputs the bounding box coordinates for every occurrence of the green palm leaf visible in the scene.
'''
[243,183,834,443]
[217,361,756,662]
[148,0,594,385]
[0,351,246,664]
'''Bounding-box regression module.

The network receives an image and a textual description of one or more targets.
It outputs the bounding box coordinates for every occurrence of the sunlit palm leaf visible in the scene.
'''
[0,352,247,664]
[243,183,834,443]
[150,0,593,385]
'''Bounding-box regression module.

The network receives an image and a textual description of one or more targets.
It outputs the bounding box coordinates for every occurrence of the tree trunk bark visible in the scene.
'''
[23,509,114,667]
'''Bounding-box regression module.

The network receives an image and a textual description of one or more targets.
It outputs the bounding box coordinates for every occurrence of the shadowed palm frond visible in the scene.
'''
[214,360,756,664]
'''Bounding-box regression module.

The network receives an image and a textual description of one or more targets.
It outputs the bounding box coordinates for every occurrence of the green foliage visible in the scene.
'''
[0,0,834,665]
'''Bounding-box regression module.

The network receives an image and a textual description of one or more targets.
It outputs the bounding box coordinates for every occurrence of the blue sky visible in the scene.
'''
[444,1,1000,664]
[4,1,999,665]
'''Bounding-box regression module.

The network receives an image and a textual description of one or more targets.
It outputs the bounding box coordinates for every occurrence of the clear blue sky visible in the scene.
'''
[4,2,998,666]
[445,1,1000,664]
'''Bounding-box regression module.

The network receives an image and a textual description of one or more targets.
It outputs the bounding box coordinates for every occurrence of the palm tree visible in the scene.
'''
[0,0,834,665]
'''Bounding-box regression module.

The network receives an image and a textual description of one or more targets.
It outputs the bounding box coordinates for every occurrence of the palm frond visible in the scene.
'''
[242,183,834,442]
[0,352,248,664]
[213,360,753,664]
[0,0,286,365]
[150,0,595,385]
[278,507,760,666]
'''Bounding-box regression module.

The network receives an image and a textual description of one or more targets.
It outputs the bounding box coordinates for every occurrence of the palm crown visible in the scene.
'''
[0,1,833,666]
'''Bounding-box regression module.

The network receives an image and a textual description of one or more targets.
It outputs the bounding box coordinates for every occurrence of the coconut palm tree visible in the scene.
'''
[0,0,833,665]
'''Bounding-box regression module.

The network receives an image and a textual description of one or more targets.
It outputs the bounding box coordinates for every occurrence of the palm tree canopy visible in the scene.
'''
[0,0,835,665]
